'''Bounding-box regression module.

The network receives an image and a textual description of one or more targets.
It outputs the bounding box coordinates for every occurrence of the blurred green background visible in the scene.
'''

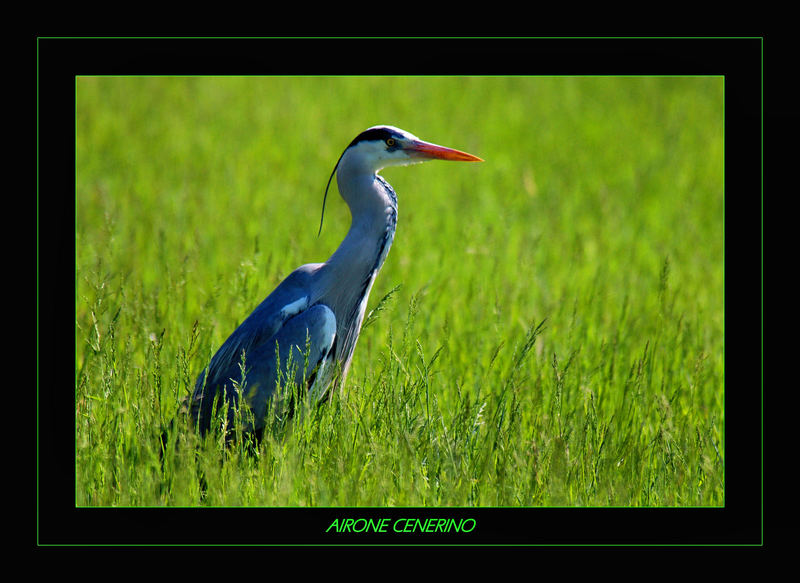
[76,76,724,506]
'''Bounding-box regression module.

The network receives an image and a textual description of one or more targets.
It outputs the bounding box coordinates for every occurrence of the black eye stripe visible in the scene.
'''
[348,127,400,149]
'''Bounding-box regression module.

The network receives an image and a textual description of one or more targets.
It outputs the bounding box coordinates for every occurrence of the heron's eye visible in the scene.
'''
[385,138,396,147]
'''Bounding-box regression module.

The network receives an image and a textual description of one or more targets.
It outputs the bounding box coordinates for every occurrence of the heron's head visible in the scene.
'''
[342,125,483,172]
[319,125,482,234]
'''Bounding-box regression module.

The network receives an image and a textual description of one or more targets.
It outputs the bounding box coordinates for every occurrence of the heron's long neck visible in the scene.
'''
[318,165,398,377]
[326,171,397,280]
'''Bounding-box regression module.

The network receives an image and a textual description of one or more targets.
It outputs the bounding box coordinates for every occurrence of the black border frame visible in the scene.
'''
[37,37,763,547]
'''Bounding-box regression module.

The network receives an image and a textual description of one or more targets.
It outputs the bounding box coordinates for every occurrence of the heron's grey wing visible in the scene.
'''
[191,303,336,434]
[189,264,334,434]
[236,303,336,427]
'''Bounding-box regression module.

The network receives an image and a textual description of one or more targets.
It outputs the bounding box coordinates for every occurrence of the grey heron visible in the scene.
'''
[187,125,482,438]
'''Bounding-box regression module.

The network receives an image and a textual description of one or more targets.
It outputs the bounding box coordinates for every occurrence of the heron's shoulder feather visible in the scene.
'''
[199,263,323,388]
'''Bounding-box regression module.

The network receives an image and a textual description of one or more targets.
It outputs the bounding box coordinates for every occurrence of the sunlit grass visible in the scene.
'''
[75,76,724,506]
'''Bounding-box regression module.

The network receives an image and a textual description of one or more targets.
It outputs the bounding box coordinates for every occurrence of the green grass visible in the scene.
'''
[75,76,724,506]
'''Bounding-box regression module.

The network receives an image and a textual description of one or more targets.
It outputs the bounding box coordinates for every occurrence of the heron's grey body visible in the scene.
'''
[187,125,480,436]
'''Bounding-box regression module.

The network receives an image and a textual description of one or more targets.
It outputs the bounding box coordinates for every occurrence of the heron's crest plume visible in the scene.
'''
[318,147,348,237]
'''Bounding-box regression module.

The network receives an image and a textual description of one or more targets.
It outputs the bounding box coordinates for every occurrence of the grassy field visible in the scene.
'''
[75,76,724,507]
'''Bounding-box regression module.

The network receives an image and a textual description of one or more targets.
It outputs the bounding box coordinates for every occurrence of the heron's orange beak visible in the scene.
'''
[408,140,483,162]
